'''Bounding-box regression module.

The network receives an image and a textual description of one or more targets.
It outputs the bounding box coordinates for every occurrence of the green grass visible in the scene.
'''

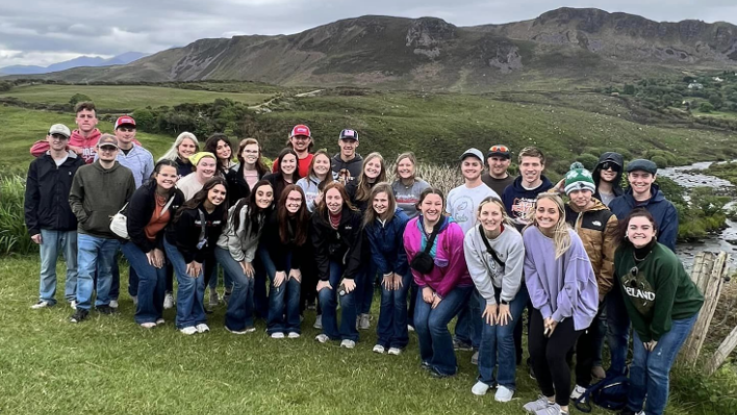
[0,256,715,414]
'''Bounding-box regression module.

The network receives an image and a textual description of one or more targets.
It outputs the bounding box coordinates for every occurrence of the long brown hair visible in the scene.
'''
[174,177,228,224]
[236,138,268,177]
[317,181,358,217]
[277,185,309,246]
[204,133,234,175]
[355,152,387,202]
[363,182,396,227]
[524,193,571,259]
[232,180,274,234]
[275,147,302,181]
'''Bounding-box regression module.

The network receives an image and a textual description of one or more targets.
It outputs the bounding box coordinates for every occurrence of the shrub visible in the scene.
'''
[699,102,715,113]
[651,155,668,168]
[575,153,599,170]
[0,175,36,255]
[69,93,92,106]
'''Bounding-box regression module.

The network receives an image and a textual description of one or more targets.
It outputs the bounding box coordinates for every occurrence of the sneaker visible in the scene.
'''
[180,326,197,335]
[471,381,490,396]
[313,315,323,329]
[453,339,474,351]
[471,350,479,365]
[358,313,370,330]
[315,334,330,343]
[287,332,300,339]
[31,300,51,309]
[140,322,156,329]
[408,324,415,332]
[155,318,165,325]
[209,290,219,307]
[494,385,514,403]
[373,344,386,354]
[387,347,402,356]
[97,305,118,315]
[341,339,356,349]
[570,385,587,401]
[245,326,256,333]
[163,293,175,309]
[271,332,285,339]
[70,300,77,310]
[132,295,138,306]
[226,326,248,335]
[69,309,89,323]
[591,365,606,380]
[534,403,566,415]
[420,361,431,371]
[523,395,553,413]
[109,299,119,309]
[195,323,210,333]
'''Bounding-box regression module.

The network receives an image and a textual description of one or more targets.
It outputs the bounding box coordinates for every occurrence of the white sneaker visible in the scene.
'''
[132,295,138,306]
[340,339,356,349]
[471,350,479,365]
[163,293,175,309]
[140,322,156,329]
[358,313,370,330]
[287,332,300,339]
[313,315,323,329]
[570,385,587,401]
[373,344,386,354]
[387,347,402,356]
[180,326,197,335]
[315,334,330,343]
[271,332,285,339]
[225,326,248,335]
[495,385,514,402]
[31,300,51,309]
[155,318,165,325]
[109,299,119,309]
[523,395,553,413]
[245,326,256,333]
[408,324,415,332]
[472,381,490,396]
[70,300,77,310]
[195,323,210,333]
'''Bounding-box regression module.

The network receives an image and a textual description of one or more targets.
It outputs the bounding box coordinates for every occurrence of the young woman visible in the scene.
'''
[464,197,526,401]
[264,148,302,203]
[215,180,274,334]
[311,182,363,348]
[522,193,598,415]
[364,183,411,355]
[615,209,703,415]
[226,138,269,205]
[262,185,310,338]
[204,133,236,177]
[159,132,200,178]
[164,177,228,335]
[122,160,185,328]
[296,150,334,212]
[592,152,624,207]
[404,187,473,378]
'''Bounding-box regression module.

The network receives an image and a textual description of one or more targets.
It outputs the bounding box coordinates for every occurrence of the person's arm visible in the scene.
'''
[619,275,653,343]
[393,215,410,276]
[435,224,468,298]
[404,221,429,287]
[24,162,41,237]
[598,214,619,301]
[311,215,330,281]
[523,235,552,319]
[143,153,155,184]
[262,214,286,271]
[658,203,679,253]
[126,188,155,253]
[68,170,88,224]
[30,140,50,157]
[649,258,680,341]
[226,205,247,262]
[551,251,589,323]
[366,223,393,275]
[499,235,526,303]
[464,234,497,306]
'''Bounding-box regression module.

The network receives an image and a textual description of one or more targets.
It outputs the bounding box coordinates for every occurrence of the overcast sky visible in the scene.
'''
[1,0,735,68]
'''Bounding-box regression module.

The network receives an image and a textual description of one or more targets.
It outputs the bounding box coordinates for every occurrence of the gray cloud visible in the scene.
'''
[1,0,736,68]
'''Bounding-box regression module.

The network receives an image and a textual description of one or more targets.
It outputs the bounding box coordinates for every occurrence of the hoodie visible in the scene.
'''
[296,174,336,212]
[502,175,554,231]
[311,206,364,281]
[592,152,625,206]
[216,202,265,264]
[609,183,678,252]
[31,129,102,164]
[94,144,154,188]
[331,153,364,184]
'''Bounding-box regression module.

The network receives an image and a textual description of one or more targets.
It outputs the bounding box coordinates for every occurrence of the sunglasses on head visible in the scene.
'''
[489,145,509,153]
[601,162,620,171]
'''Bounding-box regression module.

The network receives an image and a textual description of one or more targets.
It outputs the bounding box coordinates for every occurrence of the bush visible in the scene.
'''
[651,155,668,168]
[700,102,715,113]
[69,93,92,106]
[709,94,724,109]
[131,108,155,132]
[623,84,636,95]
[0,175,36,255]
[575,153,599,170]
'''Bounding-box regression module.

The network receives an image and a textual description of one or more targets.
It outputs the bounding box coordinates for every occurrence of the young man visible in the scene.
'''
[330,129,363,184]
[606,158,678,376]
[447,148,500,357]
[560,163,618,398]
[25,124,85,309]
[502,146,554,230]
[31,102,102,164]
[272,124,314,178]
[482,144,516,196]
[68,135,135,323]
[592,152,625,206]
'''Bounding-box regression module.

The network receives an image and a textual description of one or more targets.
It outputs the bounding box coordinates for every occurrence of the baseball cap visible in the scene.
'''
[626,159,658,175]
[487,144,511,159]
[460,148,484,162]
[339,129,359,141]
[290,124,311,138]
[48,124,71,138]
[97,135,119,149]
[114,115,136,130]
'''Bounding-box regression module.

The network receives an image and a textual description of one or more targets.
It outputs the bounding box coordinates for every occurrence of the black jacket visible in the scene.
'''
[165,204,226,264]
[263,172,293,203]
[25,151,85,236]
[311,206,363,281]
[126,181,185,253]
[331,153,363,184]
[345,180,378,213]
[225,164,263,206]
[175,157,193,178]
[262,210,308,272]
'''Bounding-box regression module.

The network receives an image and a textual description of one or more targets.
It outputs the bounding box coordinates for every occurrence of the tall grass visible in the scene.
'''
[0,175,35,255]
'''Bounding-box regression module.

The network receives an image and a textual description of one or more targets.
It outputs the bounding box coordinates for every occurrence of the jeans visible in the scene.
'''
[607,287,632,375]
[455,289,483,348]
[266,252,301,334]
[121,242,165,324]
[376,270,412,348]
[208,261,233,292]
[478,287,529,389]
[165,239,206,329]
[38,229,78,305]
[254,246,270,318]
[127,266,139,298]
[355,260,377,315]
[76,234,119,310]
[414,285,472,376]
[215,247,255,331]
[318,261,359,341]
[627,313,698,415]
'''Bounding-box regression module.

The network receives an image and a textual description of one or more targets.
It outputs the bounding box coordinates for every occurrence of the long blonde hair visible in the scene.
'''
[159,132,200,162]
[355,152,387,202]
[477,197,515,229]
[525,193,571,259]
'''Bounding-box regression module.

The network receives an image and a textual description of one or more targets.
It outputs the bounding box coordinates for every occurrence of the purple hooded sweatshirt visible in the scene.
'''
[523,226,598,331]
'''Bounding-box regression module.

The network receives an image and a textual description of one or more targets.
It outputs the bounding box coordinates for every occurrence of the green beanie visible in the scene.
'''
[564,162,596,195]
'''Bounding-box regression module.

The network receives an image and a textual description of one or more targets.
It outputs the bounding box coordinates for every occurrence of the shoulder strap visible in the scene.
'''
[479,224,505,268]
[157,194,175,219]
[422,217,442,254]
[198,209,207,242]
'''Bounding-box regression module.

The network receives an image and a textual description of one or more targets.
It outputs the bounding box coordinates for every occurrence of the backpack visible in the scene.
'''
[574,374,630,413]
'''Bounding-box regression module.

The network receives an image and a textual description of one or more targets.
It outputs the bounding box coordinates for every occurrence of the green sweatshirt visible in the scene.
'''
[615,242,703,342]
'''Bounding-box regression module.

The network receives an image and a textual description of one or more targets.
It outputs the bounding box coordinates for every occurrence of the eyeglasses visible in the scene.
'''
[489,145,509,153]
[601,162,620,171]
[117,127,136,132]
[50,134,69,140]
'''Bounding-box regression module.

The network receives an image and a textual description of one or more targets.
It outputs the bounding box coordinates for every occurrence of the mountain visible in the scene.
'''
[0,52,148,75]
[10,8,737,88]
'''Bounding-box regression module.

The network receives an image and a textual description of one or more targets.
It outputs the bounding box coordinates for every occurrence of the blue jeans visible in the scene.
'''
[355,260,377,315]
[455,289,483,348]
[253,246,270,318]
[215,247,255,331]
[266,252,301,334]
[628,313,698,415]
[121,242,165,324]
[376,270,412,348]
[414,285,473,376]
[478,287,529,389]
[38,229,78,305]
[76,234,119,310]
[208,262,233,291]
[318,261,359,341]
[607,287,632,375]
[164,239,206,329]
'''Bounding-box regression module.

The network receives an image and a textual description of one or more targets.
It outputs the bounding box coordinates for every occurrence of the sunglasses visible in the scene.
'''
[601,162,620,171]
[489,145,509,153]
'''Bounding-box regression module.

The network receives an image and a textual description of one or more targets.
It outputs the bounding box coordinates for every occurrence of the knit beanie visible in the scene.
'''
[189,152,216,166]
[564,162,596,195]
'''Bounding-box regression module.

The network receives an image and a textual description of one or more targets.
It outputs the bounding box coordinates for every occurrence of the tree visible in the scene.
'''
[708,93,724,109]
[69,93,92,106]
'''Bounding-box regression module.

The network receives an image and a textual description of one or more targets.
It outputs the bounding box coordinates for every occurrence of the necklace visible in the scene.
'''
[633,249,652,262]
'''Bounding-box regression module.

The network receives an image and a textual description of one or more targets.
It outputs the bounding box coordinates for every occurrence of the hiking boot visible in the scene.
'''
[69,309,89,323]
[31,300,52,309]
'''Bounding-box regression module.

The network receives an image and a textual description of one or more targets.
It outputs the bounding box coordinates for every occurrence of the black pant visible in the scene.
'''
[529,309,583,407]
[407,280,418,326]
[574,303,604,388]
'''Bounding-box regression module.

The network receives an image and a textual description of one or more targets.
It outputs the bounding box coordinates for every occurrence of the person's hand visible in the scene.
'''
[186,261,202,278]
[544,317,558,337]
[382,273,394,290]
[274,271,287,288]
[422,287,435,304]
[644,340,658,352]
[316,280,332,292]
[68,145,84,155]
[554,179,565,194]
[393,273,404,290]
[146,249,164,268]
[431,292,443,309]
[240,261,254,278]
[342,278,356,293]
[31,234,42,244]
[153,249,165,268]
[288,268,301,283]
[482,303,498,325]
[497,303,512,326]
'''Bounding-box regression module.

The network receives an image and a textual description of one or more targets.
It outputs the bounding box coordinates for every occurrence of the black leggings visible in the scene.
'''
[575,304,605,387]
[529,309,583,407]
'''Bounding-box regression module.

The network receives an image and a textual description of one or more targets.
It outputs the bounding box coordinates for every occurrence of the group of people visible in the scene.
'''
[25,101,703,415]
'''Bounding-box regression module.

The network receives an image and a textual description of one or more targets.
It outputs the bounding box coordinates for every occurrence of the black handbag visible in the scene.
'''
[410,220,441,274]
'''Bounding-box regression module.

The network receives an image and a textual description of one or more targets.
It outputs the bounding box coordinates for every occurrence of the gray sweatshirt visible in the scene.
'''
[391,179,430,219]
[216,203,264,263]
[464,224,525,305]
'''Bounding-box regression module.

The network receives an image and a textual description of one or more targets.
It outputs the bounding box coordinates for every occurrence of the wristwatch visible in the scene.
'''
[500,299,509,305]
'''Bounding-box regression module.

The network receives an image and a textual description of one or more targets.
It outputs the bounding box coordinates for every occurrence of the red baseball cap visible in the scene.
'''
[290,124,311,138]
[114,115,136,129]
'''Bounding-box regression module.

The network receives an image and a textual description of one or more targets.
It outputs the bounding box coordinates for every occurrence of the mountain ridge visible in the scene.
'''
[0,52,148,76]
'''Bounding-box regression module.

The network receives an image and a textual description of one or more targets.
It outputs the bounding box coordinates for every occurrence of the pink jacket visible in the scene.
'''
[31,129,141,164]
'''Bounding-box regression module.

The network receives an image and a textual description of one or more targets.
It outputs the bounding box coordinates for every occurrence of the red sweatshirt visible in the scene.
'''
[30,129,141,164]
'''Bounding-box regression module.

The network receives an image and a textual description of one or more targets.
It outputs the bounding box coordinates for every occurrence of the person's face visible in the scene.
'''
[488,156,511,177]
[325,188,343,213]
[535,198,560,232]
[285,190,303,214]
[178,138,197,160]
[461,157,483,181]
[627,216,656,248]
[364,157,382,180]
[372,191,389,215]
[241,144,259,165]
[75,109,98,133]
[339,139,358,158]
[420,194,443,223]
[97,145,118,162]
[397,158,415,180]
[255,185,274,209]
[155,166,179,190]
[478,202,504,233]
[520,156,544,186]
[569,189,593,209]
[599,162,619,183]
[215,140,231,161]
[280,154,298,176]
[290,135,311,152]
[196,157,217,180]
[115,125,136,144]
[313,154,331,177]
[628,171,655,197]
[207,184,227,206]
[47,133,69,152]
